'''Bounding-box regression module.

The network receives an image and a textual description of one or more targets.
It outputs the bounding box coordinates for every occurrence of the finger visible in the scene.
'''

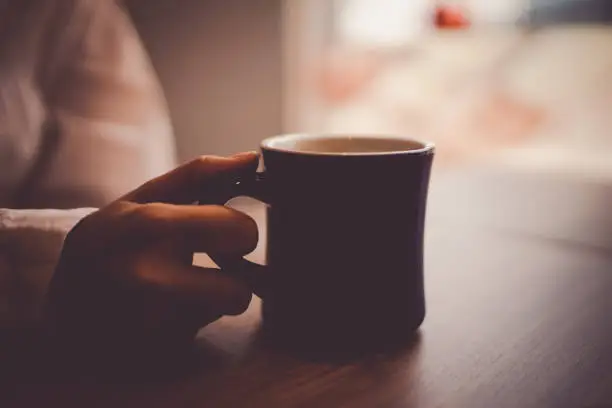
[126,203,258,256]
[135,256,254,319]
[176,265,253,318]
[211,256,269,299]
[124,152,259,204]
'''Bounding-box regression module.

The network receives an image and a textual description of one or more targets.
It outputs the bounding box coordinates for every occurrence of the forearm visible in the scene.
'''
[0,208,97,328]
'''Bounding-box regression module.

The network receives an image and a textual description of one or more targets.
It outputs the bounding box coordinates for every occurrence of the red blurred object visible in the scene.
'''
[434,5,470,29]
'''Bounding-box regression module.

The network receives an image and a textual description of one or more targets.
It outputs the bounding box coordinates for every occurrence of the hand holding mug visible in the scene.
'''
[45,153,261,359]
[46,133,435,361]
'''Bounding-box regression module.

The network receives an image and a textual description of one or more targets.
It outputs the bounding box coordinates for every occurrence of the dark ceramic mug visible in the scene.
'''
[201,134,434,353]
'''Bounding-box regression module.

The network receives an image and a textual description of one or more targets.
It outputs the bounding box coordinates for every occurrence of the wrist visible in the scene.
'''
[0,208,98,327]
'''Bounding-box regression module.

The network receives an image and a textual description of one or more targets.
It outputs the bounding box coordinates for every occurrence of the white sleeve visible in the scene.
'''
[0,208,97,328]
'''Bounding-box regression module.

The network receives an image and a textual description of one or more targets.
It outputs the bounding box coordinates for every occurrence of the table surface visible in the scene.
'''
[5,167,612,408]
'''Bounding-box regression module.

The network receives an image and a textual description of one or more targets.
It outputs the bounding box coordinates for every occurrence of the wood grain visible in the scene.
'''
[4,169,612,408]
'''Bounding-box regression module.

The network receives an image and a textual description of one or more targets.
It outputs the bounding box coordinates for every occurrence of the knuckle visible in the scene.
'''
[194,155,224,173]
[194,155,213,171]
[131,256,157,285]
[187,156,225,185]
[134,203,169,220]
[122,203,170,233]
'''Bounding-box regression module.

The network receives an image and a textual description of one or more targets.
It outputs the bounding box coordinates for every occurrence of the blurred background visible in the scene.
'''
[125,0,612,180]
[2,0,612,248]
[126,0,283,161]
[124,0,612,253]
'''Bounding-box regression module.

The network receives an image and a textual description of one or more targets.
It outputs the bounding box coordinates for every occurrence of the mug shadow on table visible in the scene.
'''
[252,324,424,364]
[1,325,424,408]
[0,325,423,387]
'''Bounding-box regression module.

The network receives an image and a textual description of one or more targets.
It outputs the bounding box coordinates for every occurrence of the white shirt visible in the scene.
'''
[0,207,96,327]
[0,0,176,208]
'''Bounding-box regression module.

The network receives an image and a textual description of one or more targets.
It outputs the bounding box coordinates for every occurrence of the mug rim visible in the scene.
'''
[260,133,435,157]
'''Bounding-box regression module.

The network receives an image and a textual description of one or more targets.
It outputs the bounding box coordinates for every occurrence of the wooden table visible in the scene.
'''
[4,167,612,408]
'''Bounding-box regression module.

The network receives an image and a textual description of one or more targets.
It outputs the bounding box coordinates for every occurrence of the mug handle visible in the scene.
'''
[197,171,269,298]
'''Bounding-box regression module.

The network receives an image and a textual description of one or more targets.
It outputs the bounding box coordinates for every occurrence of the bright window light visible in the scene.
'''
[337,0,432,47]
